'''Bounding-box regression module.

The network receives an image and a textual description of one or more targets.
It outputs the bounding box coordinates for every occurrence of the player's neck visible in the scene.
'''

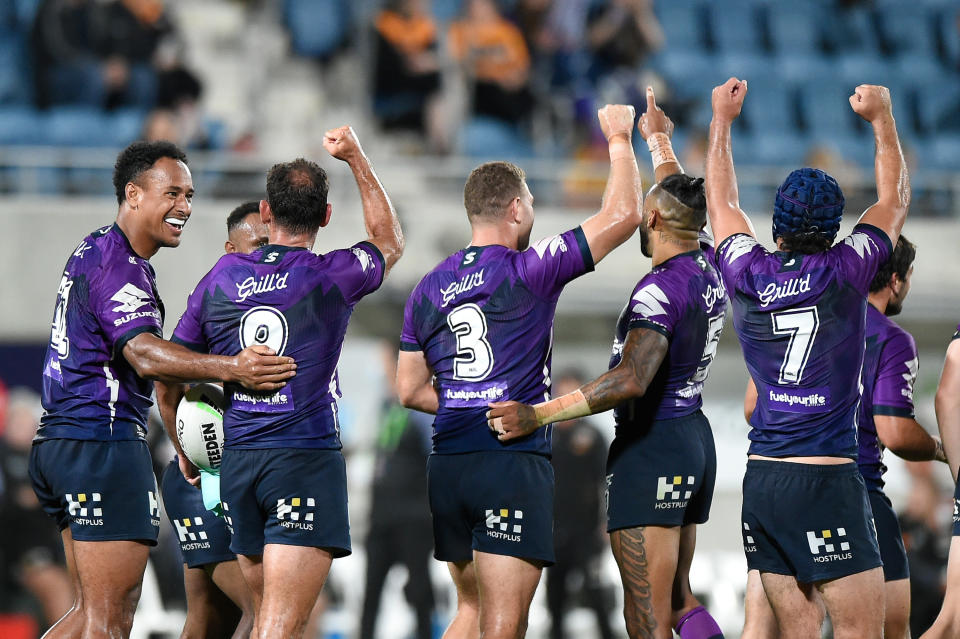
[268,229,317,250]
[116,211,159,259]
[651,236,698,267]
[867,291,888,314]
[469,226,519,250]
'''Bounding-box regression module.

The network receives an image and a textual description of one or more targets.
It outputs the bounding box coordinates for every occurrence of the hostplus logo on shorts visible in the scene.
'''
[175,517,212,551]
[222,502,234,534]
[66,492,103,526]
[277,497,315,530]
[742,523,757,553]
[148,490,161,527]
[485,508,522,543]
[807,528,852,563]
[656,476,694,509]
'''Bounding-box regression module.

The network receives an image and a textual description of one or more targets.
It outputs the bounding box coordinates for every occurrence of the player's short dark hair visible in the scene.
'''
[658,174,706,230]
[778,232,833,254]
[869,234,916,293]
[265,158,329,235]
[463,161,526,221]
[226,201,261,234]
[113,140,188,204]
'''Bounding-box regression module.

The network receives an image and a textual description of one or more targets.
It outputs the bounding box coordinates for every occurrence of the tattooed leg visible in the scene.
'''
[610,525,681,639]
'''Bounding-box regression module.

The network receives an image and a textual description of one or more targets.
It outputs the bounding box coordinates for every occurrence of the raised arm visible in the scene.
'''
[579,104,643,264]
[396,349,439,415]
[705,78,756,247]
[487,327,668,440]
[323,126,404,274]
[638,86,683,183]
[123,333,295,391]
[850,85,910,245]
[936,339,960,481]
[155,380,199,485]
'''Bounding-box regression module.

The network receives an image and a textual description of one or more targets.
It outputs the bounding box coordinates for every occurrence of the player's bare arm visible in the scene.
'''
[875,415,946,464]
[638,86,683,183]
[936,339,960,481]
[487,328,668,441]
[323,126,404,273]
[579,104,643,264]
[396,349,439,415]
[123,333,296,391]
[850,85,910,245]
[705,77,756,246]
[744,377,758,423]
[155,380,200,485]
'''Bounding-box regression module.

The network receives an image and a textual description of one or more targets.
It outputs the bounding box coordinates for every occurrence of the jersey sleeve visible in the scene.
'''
[714,233,766,293]
[517,226,595,300]
[833,224,893,294]
[953,322,960,341]
[92,260,163,358]
[399,285,422,352]
[327,241,386,304]
[171,284,208,353]
[872,329,918,418]
[624,274,682,339]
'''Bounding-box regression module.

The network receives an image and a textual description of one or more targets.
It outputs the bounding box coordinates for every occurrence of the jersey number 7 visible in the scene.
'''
[772,307,820,384]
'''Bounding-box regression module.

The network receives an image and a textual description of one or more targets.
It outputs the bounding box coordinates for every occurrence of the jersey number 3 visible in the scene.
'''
[447,303,494,381]
[772,306,820,384]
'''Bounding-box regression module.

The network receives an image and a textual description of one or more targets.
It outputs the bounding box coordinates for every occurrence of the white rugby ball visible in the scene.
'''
[176,383,225,471]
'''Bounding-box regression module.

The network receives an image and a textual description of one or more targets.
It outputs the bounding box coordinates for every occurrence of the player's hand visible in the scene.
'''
[849,84,892,123]
[323,126,366,164]
[638,86,674,140]
[711,77,747,123]
[179,455,201,487]
[598,104,636,142]
[486,401,539,442]
[233,345,297,392]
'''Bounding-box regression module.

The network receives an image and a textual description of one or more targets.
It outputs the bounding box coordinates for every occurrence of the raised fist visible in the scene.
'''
[323,126,365,163]
[711,77,747,123]
[849,85,892,123]
[598,104,636,142]
[638,86,674,140]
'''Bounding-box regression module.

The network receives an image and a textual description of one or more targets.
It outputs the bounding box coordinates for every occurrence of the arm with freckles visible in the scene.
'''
[487,328,668,440]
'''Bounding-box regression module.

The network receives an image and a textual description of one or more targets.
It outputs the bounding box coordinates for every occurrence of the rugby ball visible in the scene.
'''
[176,383,225,471]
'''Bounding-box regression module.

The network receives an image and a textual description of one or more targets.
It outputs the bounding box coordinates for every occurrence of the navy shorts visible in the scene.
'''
[29,439,160,544]
[868,489,909,582]
[220,448,351,558]
[428,451,554,565]
[606,411,716,531]
[160,459,235,568]
[953,478,960,537]
[741,460,882,583]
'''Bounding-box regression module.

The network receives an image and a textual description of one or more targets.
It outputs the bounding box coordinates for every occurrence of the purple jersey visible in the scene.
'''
[716,224,892,458]
[609,249,726,430]
[856,304,918,490]
[400,227,594,455]
[39,225,165,441]
[172,242,385,449]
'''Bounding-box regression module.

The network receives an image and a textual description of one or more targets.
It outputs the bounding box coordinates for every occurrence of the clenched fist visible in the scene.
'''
[711,77,747,123]
[849,84,892,123]
[598,104,636,142]
[323,126,366,163]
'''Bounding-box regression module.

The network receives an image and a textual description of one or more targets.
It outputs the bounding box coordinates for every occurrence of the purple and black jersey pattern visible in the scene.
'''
[857,304,918,491]
[401,228,594,455]
[716,224,892,458]
[609,249,726,429]
[39,225,165,441]
[172,242,385,449]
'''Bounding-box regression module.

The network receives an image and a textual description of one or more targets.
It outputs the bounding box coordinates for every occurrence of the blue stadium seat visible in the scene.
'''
[878,6,937,57]
[0,106,43,144]
[835,53,892,89]
[717,53,778,87]
[44,107,109,147]
[708,4,765,53]
[826,6,881,54]
[916,84,960,134]
[105,109,147,147]
[767,3,825,55]
[284,0,349,59]
[654,50,723,100]
[735,131,809,167]
[655,2,708,53]
[740,80,799,134]
[459,117,533,160]
[925,135,960,171]
[814,133,875,169]
[0,31,30,105]
[775,52,834,85]
[941,10,960,69]
[799,83,859,138]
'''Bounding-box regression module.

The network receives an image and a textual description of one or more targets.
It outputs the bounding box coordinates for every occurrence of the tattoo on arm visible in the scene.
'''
[582,328,669,414]
[612,527,657,638]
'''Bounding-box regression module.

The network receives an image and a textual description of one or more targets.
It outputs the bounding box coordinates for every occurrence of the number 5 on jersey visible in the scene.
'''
[447,303,494,381]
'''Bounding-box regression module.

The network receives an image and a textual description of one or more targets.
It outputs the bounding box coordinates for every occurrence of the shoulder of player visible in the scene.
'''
[881,319,917,358]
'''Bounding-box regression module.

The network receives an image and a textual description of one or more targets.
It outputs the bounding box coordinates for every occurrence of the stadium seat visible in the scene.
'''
[925,135,960,171]
[878,6,937,57]
[0,31,30,105]
[459,117,534,160]
[284,0,349,59]
[813,133,875,169]
[655,2,708,53]
[717,53,778,87]
[916,84,960,134]
[655,50,724,101]
[835,53,892,89]
[766,3,825,55]
[105,109,147,148]
[708,4,765,53]
[826,6,881,54]
[740,80,799,134]
[799,83,859,138]
[775,52,834,85]
[734,131,809,167]
[44,107,109,147]
[0,106,43,144]
[940,10,960,69]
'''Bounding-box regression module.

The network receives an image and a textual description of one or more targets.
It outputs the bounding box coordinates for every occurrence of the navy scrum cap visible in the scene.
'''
[772,168,845,243]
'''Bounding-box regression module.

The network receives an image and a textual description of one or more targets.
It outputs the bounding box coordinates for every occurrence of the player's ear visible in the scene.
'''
[225,240,235,254]
[259,199,272,225]
[647,208,661,231]
[125,181,141,209]
[319,203,332,228]
[508,197,521,224]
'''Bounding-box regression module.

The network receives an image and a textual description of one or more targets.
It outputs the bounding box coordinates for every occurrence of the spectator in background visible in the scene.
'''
[547,370,614,639]
[449,0,534,126]
[359,342,435,639]
[371,0,445,151]
[31,0,103,108]
[0,388,73,630]
[586,0,663,88]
